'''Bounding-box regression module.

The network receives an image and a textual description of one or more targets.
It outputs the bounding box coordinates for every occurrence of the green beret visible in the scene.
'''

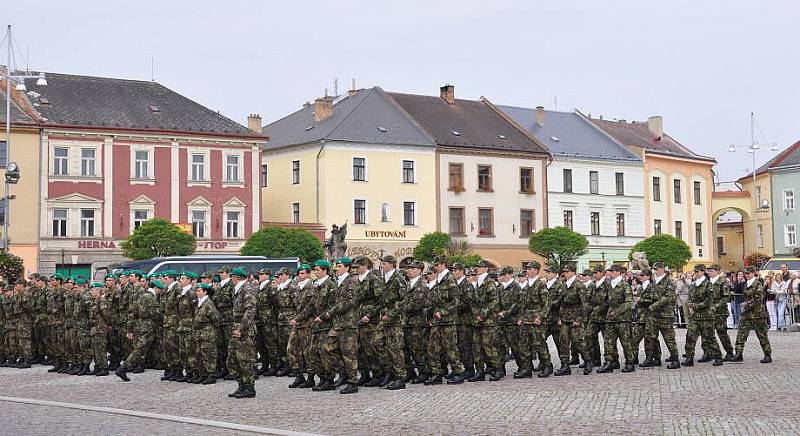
[90,282,105,288]
[432,255,448,265]
[694,264,706,272]
[161,270,179,278]
[74,278,88,285]
[500,266,515,276]
[561,264,576,273]
[218,266,231,274]
[129,270,143,278]
[104,274,118,280]
[408,260,424,270]
[51,273,64,281]
[231,267,248,278]
[64,276,75,284]
[525,261,542,270]
[276,267,292,276]
[451,262,465,271]
[381,254,397,265]
[257,268,273,276]
[212,275,220,283]
[336,256,352,266]
[181,271,199,280]
[298,264,311,273]
[151,279,165,289]
[314,260,331,269]
[196,283,211,290]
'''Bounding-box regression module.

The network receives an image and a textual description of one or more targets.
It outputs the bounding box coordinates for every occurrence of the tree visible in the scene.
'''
[120,218,196,260]
[0,251,24,282]
[528,227,589,271]
[744,253,770,269]
[445,238,482,267]
[629,234,692,271]
[413,231,451,262]
[241,226,324,263]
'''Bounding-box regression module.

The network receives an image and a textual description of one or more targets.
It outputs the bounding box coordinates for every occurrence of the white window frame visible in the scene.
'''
[53,147,69,176]
[222,197,246,240]
[80,148,96,177]
[352,157,367,182]
[187,196,212,239]
[353,198,368,225]
[402,159,415,184]
[717,235,726,255]
[80,208,96,237]
[187,148,211,185]
[128,195,156,233]
[225,210,241,238]
[222,150,244,186]
[757,224,764,248]
[291,202,300,224]
[784,189,795,211]
[786,224,797,247]
[291,160,301,185]
[260,164,268,188]
[402,201,417,226]
[130,146,155,183]
[52,208,68,237]
[191,210,208,239]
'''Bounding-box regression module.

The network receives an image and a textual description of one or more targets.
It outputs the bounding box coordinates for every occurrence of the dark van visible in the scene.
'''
[93,255,300,281]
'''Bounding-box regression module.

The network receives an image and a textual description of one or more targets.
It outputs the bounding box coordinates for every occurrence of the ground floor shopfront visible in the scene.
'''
[576,246,632,272]
[344,239,417,266]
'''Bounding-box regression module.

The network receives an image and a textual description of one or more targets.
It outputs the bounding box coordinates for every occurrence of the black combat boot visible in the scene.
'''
[333,375,347,388]
[386,379,406,390]
[554,364,571,376]
[95,367,109,376]
[228,384,244,397]
[190,373,204,383]
[356,371,372,386]
[263,364,278,377]
[313,377,335,391]
[17,360,32,369]
[513,367,533,379]
[697,353,712,363]
[611,361,621,370]
[712,358,724,366]
[160,370,173,381]
[175,371,189,382]
[621,363,635,373]
[639,357,654,368]
[404,368,417,383]
[340,383,358,394]
[235,385,256,399]
[583,361,594,375]
[423,374,443,385]
[57,362,70,373]
[412,371,429,384]
[201,376,217,384]
[723,352,735,362]
[567,353,580,366]
[468,368,486,382]
[652,359,662,367]
[760,355,772,363]
[731,351,743,362]
[537,364,553,378]
[533,361,545,373]
[132,365,144,374]
[67,364,81,375]
[48,362,62,373]
[364,373,383,387]
[463,365,475,380]
[275,365,290,377]
[447,372,465,384]
[496,363,507,378]
[596,362,613,374]
[299,375,316,388]
[115,366,130,382]
[666,357,681,369]
[288,374,305,388]
[681,357,694,366]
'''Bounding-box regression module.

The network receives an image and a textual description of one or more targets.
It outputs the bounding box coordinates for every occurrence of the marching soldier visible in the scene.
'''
[643,262,681,369]
[708,264,735,361]
[516,261,553,378]
[543,266,567,370]
[31,276,48,364]
[214,266,235,379]
[633,269,660,366]
[732,267,772,363]
[46,274,66,372]
[583,265,607,370]
[353,257,385,387]
[451,262,474,381]
[424,256,465,385]
[379,255,408,390]
[317,257,360,394]
[177,271,200,382]
[404,261,430,384]
[496,266,523,379]
[287,264,316,389]
[89,282,111,376]
[274,267,294,377]
[308,260,336,391]
[226,267,258,398]
[556,264,591,375]
[682,265,723,367]
[598,265,636,373]
[13,279,34,368]
[160,270,181,381]
[115,279,164,381]
[194,283,221,384]
[255,268,278,376]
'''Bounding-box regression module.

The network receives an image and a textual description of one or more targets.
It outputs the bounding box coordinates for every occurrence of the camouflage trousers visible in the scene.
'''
[603,321,635,364]
[178,327,197,372]
[227,333,257,386]
[16,322,34,362]
[107,326,123,367]
[545,322,567,365]
[255,322,279,367]
[645,317,678,359]
[196,327,217,377]
[5,324,17,361]
[404,326,429,374]
[472,324,499,370]
[287,326,310,373]
[558,322,589,364]
[90,329,108,370]
[124,326,155,369]
[216,324,231,374]
[382,324,406,379]
[63,325,75,363]
[119,322,133,357]
[427,324,464,375]
[496,323,523,368]
[520,324,551,370]
[713,316,734,355]
[632,321,661,360]
[322,329,359,383]
[276,324,290,365]
[583,321,604,364]
[77,325,93,364]
[357,323,383,376]
[309,329,331,378]
[162,323,179,371]
[684,316,721,359]
[456,323,473,371]
[735,318,771,356]
[33,322,47,359]
[47,323,63,362]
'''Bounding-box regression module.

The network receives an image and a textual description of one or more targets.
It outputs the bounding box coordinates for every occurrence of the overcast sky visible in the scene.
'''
[6,0,799,182]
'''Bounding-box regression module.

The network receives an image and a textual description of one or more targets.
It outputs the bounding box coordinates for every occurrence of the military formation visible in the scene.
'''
[0,256,773,399]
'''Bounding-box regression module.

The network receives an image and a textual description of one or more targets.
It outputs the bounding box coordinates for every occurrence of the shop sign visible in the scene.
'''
[77,240,118,249]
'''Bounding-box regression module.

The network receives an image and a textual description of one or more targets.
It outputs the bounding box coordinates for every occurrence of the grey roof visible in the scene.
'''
[755,140,800,174]
[0,91,36,124]
[773,143,800,169]
[262,87,435,149]
[498,106,641,162]
[19,72,256,137]
[591,117,715,162]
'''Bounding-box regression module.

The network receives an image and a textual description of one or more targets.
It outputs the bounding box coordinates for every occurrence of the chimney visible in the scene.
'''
[647,115,664,139]
[314,96,334,123]
[247,114,262,133]
[535,106,545,126]
[440,84,455,104]
[348,78,358,97]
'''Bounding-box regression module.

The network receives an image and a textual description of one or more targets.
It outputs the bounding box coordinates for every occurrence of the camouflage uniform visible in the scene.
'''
[122,289,160,370]
[63,290,77,368]
[177,284,199,376]
[213,277,235,375]
[454,275,474,375]
[276,280,298,370]
[684,276,721,360]
[379,269,407,380]
[288,278,315,376]
[89,290,111,371]
[557,276,590,365]
[255,279,278,372]
[544,278,567,365]
[518,276,551,372]
[404,275,430,378]
[227,280,258,388]
[472,274,500,372]
[14,288,34,364]
[633,282,660,362]
[583,277,608,365]
[105,284,122,369]
[426,270,464,376]
[603,278,636,365]
[496,277,523,370]
[31,285,48,362]
[644,273,680,361]
[355,271,385,380]
[320,273,360,384]
[308,276,336,381]
[194,295,221,378]
[46,285,66,366]
[734,278,771,356]
[73,288,94,367]
[161,281,181,375]
[117,282,134,359]
[710,275,734,356]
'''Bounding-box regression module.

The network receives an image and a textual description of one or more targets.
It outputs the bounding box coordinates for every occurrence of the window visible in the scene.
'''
[563,210,574,230]
[590,212,600,235]
[756,186,762,205]
[520,168,533,193]
[653,177,661,202]
[0,199,4,225]
[448,163,464,191]
[520,210,534,236]
[133,210,148,230]
[673,179,682,203]
[192,210,207,238]
[615,172,624,196]
[448,207,465,235]
[695,222,703,246]
[403,201,416,226]
[260,164,268,187]
[693,181,702,205]
[478,208,494,236]
[134,150,149,179]
[757,224,764,248]
[675,221,683,240]
[52,209,67,237]
[225,155,240,182]
[191,154,206,181]
[589,171,599,195]
[616,213,626,236]
[402,160,415,183]
[291,203,300,224]
[0,141,6,168]
[353,157,366,181]
[354,199,366,224]
[784,189,795,211]
[478,165,492,191]
[226,211,240,238]
[81,148,96,176]
[654,219,662,235]
[292,160,300,184]
[717,236,726,255]
[563,169,573,193]
[80,209,95,237]
[54,147,69,175]
[786,224,797,247]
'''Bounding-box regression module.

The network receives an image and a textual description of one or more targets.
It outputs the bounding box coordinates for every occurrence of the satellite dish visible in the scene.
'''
[793,247,800,258]
[761,199,769,209]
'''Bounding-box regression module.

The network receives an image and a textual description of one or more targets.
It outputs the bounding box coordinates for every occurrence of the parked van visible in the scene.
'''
[93,255,300,281]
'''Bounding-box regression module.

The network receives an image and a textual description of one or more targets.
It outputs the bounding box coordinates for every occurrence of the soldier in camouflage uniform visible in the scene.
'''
[351,257,385,387]
[255,268,278,376]
[194,283,220,384]
[451,262,474,381]
[104,275,122,371]
[0,284,6,366]
[159,270,180,381]
[61,278,77,373]
[177,271,199,382]
[318,257,360,394]
[496,266,523,379]
[89,282,111,376]
[308,260,337,391]
[213,266,235,379]
[116,279,164,381]
[515,261,553,378]
[275,267,297,378]
[469,260,500,382]
[682,264,723,367]
[543,266,567,369]
[423,256,465,385]
[46,274,66,372]
[404,261,431,384]
[642,262,681,369]
[73,279,94,375]
[12,279,34,368]
[707,264,735,361]
[556,264,591,375]
[287,265,316,388]
[632,269,659,366]
[732,267,772,363]
[597,265,636,373]
[225,268,258,398]
[31,276,49,364]
[378,255,408,390]
[116,273,133,364]
[583,266,608,369]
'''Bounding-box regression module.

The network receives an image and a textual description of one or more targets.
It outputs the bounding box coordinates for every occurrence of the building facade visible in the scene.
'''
[738,173,773,257]
[12,73,264,277]
[767,141,800,257]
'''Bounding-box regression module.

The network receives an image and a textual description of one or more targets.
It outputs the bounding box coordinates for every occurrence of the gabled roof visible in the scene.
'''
[262,87,435,149]
[387,92,548,154]
[18,72,257,137]
[498,106,640,162]
[0,91,36,124]
[590,117,715,163]
[765,140,800,172]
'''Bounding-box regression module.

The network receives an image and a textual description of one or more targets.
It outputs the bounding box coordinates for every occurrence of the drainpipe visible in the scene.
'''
[315,142,325,223]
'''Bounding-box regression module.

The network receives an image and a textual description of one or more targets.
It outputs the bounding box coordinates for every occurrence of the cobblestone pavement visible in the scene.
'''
[0,330,797,435]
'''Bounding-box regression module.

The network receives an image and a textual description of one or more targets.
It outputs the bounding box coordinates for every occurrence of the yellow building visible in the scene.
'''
[716,215,744,271]
[738,172,773,257]
[1,88,41,274]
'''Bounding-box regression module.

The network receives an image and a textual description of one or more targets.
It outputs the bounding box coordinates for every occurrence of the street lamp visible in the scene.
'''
[1,25,46,251]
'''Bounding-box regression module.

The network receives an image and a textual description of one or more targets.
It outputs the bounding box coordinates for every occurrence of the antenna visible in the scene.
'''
[351,78,355,91]
[151,57,154,81]
[334,78,338,96]
[554,96,558,111]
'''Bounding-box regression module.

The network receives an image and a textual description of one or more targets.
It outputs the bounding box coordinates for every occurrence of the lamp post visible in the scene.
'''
[728,112,778,257]
[1,25,46,250]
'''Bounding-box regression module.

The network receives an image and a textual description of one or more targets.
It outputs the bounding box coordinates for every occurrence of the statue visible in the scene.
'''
[325,222,348,259]
[630,251,650,272]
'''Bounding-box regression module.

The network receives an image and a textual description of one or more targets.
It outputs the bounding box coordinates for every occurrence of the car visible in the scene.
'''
[93,255,300,281]
[759,258,800,278]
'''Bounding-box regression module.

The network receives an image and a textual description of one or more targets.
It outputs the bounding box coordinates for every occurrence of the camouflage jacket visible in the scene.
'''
[687,277,714,320]
[310,276,336,332]
[162,282,180,329]
[429,271,459,326]
[518,277,549,324]
[194,297,221,342]
[12,290,33,324]
[255,280,275,326]
[293,279,318,328]
[322,274,359,331]
[545,279,564,324]
[380,270,407,327]
[454,276,473,326]
[404,276,430,327]
[31,287,48,325]
[176,285,198,332]
[741,278,767,320]
[710,276,731,318]
[131,290,162,333]
[356,272,384,324]
[497,280,521,325]
[585,278,609,323]
[647,275,676,319]
[213,279,235,326]
[472,275,499,327]
[231,281,257,337]
[276,280,298,326]
[559,277,587,323]
[605,278,633,323]
[73,290,92,329]
[89,294,111,336]
[118,283,134,324]
[46,286,65,326]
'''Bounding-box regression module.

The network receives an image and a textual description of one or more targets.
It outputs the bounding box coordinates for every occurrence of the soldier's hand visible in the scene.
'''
[557,320,562,326]
[498,312,505,319]
[434,311,441,320]
[573,321,580,327]
[232,329,241,338]
[517,319,523,326]
[381,315,390,322]
[126,333,134,341]
[533,318,541,326]
[477,315,484,322]
[289,319,297,327]
[361,315,370,324]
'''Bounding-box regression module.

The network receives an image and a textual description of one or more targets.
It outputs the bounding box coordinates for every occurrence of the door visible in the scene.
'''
[55,264,92,280]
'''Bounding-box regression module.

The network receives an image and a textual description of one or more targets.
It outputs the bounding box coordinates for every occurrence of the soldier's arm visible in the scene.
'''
[384,277,406,320]
[294,290,317,322]
[239,291,258,333]
[650,282,676,312]
[367,276,384,320]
